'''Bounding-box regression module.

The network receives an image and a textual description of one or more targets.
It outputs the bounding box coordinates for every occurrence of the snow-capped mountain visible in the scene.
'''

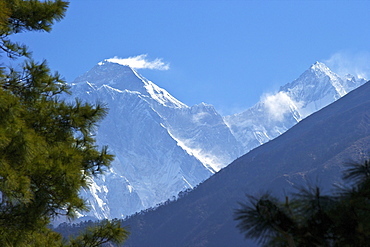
[224,61,366,153]
[68,60,366,220]
[122,71,370,247]
[70,61,240,219]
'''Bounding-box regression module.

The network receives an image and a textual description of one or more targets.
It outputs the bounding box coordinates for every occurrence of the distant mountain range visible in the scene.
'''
[121,74,370,247]
[67,60,366,220]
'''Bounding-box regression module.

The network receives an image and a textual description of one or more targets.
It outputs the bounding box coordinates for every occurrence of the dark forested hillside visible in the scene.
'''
[121,81,370,247]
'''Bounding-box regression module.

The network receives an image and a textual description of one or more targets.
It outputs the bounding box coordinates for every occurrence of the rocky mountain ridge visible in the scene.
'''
[122,73,370,247]
[67,60,366,219]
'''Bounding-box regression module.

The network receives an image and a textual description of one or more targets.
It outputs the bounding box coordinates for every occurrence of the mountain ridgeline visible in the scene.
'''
[121,74,370,247]
[68,60,366,220]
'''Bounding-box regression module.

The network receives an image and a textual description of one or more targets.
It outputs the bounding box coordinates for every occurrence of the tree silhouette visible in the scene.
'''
[235,160,370,246]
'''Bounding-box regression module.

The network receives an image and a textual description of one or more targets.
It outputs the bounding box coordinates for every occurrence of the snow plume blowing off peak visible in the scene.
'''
[323,51,370,79]
[102,54,170,70]
[261,91,302,122]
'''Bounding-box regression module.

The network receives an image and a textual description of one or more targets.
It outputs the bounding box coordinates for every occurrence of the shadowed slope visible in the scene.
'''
[123,81,370,247]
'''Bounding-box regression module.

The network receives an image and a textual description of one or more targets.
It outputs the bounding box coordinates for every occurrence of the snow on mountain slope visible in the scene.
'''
[154,102,243,172]
[69,60,237,219]
[77,60,186,109]
[279,62,365,118]
[224,61,367,153]
[67,59,366,220]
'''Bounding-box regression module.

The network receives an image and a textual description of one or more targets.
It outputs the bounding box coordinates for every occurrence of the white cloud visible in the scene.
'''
[323,51,370,79]
[106,54,170,70]
[262,91,301,122]
[192,112,210,124]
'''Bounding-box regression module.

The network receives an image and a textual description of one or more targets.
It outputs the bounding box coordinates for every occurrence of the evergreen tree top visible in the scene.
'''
[0,0,69,58]
[0,1,129,245]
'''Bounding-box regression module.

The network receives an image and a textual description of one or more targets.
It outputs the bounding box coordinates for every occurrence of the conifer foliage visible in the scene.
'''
[0,0,128,246]
[234,160,370,246]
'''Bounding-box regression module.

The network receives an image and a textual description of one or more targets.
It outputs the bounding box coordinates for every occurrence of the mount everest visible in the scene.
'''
[67,60,366,220]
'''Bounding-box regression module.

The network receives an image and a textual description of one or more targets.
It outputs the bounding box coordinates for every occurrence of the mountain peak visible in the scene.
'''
[98,58,132,68]
[74,59,187,109]
[310,61,330,72]
[96,59,139,77]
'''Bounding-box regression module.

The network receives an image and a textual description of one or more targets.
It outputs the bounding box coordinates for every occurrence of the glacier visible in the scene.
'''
[67,59,366,220]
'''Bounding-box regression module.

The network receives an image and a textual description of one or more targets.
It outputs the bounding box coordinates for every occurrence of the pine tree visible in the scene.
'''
[68,220,129,247]
[0,0,128,246]
[234,160,370,246]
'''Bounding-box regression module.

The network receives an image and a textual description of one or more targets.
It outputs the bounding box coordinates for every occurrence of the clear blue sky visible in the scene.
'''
[10,0,370,115]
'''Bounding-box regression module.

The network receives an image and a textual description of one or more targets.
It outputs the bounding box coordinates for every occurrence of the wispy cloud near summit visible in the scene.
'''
[106,55,170,70]
[323,51,370,79]
[261,91,302,122]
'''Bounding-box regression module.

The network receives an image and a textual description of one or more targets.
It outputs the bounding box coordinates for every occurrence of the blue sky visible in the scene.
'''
[11,0,370,115]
